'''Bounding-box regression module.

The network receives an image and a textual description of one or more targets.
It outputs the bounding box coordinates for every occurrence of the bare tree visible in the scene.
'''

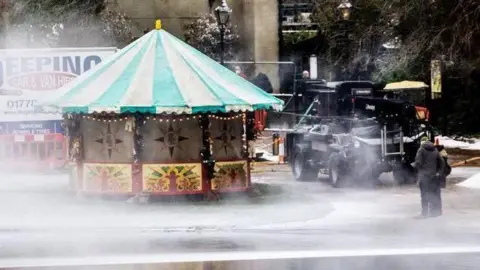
[312,0,480,81]
[4,0,136,48]
[183,13,240,62]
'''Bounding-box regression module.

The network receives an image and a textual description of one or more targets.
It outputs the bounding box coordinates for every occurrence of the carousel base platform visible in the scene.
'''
[69,160,251,196]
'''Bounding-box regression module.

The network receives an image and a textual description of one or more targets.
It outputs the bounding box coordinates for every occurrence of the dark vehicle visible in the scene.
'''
[282,81,433,187]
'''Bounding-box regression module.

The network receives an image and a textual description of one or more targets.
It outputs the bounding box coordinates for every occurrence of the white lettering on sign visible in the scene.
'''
[19,123,43,129]
[352,88,372,95]
[366,104,375,111]
[12,129,51,135]
[0,48,117,122]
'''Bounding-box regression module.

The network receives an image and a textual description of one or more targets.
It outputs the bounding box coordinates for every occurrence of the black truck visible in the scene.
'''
[278,80,433,187]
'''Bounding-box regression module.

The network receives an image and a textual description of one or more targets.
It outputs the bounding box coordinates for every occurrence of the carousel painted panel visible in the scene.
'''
[140,118,202,162]
[210,116,244,161]
[142,163,203,194]
[211,160,249,192]
[81,119,134,162]
[83,163,133,193]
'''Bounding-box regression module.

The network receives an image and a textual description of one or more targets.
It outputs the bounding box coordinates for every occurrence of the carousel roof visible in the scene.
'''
[43,26,283,114]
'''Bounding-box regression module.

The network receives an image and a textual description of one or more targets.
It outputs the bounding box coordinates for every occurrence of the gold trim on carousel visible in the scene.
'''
[82,116,128,122]
[145,115,199,122]
[208,114,243,121]
[81,114,244,122]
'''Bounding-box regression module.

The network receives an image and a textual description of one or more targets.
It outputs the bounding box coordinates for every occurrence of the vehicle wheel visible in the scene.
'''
[328,153,346,188]
[292,150,319,182]
[392,170,406,185]
[355,166,381,187]
[393,165,416,185]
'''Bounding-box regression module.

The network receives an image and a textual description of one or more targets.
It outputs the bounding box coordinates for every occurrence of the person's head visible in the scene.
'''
[420,136,429,144]
[234,66,242,75]
[302,70,310,79]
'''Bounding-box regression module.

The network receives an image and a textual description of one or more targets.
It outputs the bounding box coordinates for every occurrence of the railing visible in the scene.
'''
[0,133,66,170]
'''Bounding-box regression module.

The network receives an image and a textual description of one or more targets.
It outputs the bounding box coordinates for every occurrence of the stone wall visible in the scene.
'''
[115,0,210,37]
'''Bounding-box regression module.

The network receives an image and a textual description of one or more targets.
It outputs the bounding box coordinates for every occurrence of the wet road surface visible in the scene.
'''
[4,248,480,269]
[1,167,480,268]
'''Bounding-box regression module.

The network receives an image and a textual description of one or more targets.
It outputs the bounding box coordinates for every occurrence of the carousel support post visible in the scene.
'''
[200,114,219,201]
[245,111,256,187]
[128,114,150,204]
[245,111,261,197]
[65,114,83,195]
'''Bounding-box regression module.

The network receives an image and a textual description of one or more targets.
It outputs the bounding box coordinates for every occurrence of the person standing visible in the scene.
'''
[414,137,445,218]
[234,66,247,79]
[435,144,451,188]
[251,72,274,134]
[302,70,310,79]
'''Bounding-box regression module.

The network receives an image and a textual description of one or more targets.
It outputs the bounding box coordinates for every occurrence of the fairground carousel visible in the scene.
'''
[39,21,283,199]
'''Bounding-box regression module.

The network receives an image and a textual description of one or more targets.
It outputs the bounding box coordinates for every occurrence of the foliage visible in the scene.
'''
[309,0,480,134]
[183,13,240,61]
[283,30,317,46]
[4,0,135,48]
[311,0,480,81]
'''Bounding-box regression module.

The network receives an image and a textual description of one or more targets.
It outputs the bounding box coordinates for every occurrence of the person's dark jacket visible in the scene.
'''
[414,141,445,183]
[436,145,451,188]
[251,73,273,94]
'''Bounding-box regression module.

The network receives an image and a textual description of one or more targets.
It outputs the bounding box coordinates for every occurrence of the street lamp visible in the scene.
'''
[214,0,232,65]
[334,0,353,80]
[337,0,352,20]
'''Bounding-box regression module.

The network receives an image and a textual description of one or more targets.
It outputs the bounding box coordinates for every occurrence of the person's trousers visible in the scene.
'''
[419,180,442,216]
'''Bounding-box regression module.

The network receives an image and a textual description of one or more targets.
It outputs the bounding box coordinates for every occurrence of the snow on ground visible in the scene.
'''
[457,171,480,189]
[0,172,331,231]
[255,150,279,163]
[436,136,480,150]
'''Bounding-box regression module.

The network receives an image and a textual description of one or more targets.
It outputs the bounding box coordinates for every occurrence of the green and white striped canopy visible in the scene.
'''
[42,29,283,114]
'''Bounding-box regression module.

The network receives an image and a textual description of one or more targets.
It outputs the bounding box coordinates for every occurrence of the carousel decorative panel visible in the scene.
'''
[211,160,249,191]
[141,119,202,162]
[81,119,134,162]
[83,163,132,193]
[210,118,243,160]
[142,163,202,193]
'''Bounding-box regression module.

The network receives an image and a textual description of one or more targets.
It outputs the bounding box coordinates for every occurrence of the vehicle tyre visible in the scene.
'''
[393,164,416,185]
[350,163,381,187]
[360,168,382,187]
[292,149,319,182]
[328,153,346,188]
[392,170,406,185]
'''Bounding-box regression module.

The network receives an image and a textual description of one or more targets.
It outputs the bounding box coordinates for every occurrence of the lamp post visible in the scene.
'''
[336,0,352,80]
[214,0,232,65]
[337,0,352,21]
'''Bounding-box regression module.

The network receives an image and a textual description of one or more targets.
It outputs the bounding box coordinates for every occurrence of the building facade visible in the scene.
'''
[114,0,281,91]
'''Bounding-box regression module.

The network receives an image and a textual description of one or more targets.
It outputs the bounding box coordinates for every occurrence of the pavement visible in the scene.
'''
[2,166,480,268]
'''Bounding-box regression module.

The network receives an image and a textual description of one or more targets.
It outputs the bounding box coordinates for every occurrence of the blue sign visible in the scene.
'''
[0,120,64,135]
